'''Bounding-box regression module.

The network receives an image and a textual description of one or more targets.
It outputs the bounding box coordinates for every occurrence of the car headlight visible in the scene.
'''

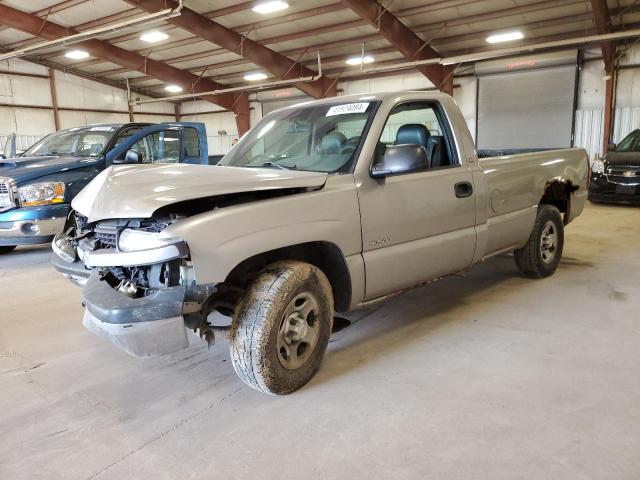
[591,158,605,175]
[118,228,183,252]
[19,182,65,207]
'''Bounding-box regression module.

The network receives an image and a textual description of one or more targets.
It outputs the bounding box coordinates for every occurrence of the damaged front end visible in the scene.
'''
[52,212,236,357]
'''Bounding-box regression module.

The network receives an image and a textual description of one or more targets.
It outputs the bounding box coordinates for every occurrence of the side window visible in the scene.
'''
[131,129,180,163]
[183,127,200,157]
[374,102,457,173]
[112,126,145,148]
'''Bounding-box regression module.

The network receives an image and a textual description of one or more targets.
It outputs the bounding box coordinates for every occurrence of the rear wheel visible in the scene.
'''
[0,246,16,254]
[514,205,564,278]
[230,260,334,395]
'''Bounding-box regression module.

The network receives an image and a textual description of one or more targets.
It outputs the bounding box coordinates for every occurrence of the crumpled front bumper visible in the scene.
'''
[82,273,189,357]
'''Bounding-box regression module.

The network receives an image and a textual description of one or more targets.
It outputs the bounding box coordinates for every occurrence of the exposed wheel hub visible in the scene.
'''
[277,292,320,370]
[540,220,558,264]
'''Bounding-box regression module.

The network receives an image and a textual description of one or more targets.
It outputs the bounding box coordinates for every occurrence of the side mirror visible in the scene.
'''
[114,149,142,164]
[371,144,429,178]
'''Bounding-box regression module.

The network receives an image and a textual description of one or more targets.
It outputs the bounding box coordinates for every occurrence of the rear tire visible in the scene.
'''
[0,246,16,254]
[514,205,564,278]
[230,260,334,395]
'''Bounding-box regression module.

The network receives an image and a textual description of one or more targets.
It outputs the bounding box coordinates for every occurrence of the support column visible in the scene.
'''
[48,68,60,131]
[440,66,455,96]
[174,103,181,122]
[602,70,616,154]
[602,53,617,154]
[233,93,251,137]
[128,103,134,122]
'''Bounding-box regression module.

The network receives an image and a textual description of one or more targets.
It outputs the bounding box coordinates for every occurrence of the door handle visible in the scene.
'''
[454,181,473,198]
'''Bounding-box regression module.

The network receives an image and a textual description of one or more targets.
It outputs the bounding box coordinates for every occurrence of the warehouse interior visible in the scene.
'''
[1,1,640,479]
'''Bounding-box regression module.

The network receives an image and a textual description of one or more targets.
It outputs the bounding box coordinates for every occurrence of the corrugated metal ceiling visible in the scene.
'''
[0,0,636,98]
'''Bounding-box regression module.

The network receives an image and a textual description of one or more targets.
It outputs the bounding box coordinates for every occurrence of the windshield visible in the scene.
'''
[220,101,379,172]
[614,129,640,152]
[23,125,118,157]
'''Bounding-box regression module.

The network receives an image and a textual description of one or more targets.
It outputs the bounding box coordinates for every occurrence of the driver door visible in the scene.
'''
[357,101,477,300]
[106,125,192,164]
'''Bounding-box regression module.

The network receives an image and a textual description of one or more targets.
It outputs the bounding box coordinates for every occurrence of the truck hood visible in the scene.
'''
[0,155,101,184]
[72,164,329,222]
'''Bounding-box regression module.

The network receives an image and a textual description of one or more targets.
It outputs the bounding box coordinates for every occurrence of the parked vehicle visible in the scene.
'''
[589,129,640,204]
[0,122,209,253]
[52,92,588,394]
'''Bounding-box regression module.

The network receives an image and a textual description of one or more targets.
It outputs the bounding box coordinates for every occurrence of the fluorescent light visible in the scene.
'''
[345,55,375,66]
[486,31,524,44]
[165,85,183,93]
[140,31,169,43]
[65,49,89,60]
[244,72,268,81]
[252,1,289,14]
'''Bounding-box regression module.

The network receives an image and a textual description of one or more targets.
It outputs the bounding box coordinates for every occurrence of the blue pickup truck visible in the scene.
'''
[0,122,209,254]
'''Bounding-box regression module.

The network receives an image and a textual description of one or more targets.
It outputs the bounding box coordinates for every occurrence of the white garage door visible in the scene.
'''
[477,65,577,151]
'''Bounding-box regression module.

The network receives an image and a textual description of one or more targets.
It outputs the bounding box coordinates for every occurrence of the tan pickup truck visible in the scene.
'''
[52,92,589,395]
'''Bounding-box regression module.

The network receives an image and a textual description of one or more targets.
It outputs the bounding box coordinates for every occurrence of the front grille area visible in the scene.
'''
[0,177,17,211]
[606,165,640,185]
[94,223,118,248]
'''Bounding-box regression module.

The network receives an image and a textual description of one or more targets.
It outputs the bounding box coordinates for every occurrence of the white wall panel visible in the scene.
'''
[9,76,51,106]
[453,76,477,143]
[180,100,225,115]
[180,111,239,154]
[13,108,55,135]
[2,58,48,76]
[339,72,434,95]
[134,113,175,123]
[574,109,603,161]
[58,111,129,129]
[55,71,121,110]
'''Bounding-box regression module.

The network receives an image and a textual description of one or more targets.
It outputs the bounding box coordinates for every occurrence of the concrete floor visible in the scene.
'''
[1,202,639,480]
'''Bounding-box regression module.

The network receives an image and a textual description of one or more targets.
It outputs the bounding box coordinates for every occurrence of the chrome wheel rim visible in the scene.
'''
[540,220,558,264]
[276,292,320,370]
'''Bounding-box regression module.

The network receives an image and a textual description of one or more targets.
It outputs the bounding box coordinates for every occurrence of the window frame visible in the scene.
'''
[369,100,460,178]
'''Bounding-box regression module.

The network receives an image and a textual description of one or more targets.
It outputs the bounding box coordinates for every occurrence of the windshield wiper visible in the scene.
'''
[262,161,297,170]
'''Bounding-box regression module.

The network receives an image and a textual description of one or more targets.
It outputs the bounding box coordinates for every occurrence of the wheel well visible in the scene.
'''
[540,181,576,224]
[224,242,352,313]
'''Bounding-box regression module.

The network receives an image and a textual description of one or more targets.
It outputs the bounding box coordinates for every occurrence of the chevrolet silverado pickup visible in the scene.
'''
[52,92,588,395]
[0,122,209,253]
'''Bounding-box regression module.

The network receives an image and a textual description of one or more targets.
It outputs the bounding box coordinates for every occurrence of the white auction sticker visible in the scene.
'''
[326,103,369,116]
[90,126,116,131]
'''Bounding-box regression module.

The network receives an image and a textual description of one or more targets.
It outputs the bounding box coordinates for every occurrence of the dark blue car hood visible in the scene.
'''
[0,155,102,184]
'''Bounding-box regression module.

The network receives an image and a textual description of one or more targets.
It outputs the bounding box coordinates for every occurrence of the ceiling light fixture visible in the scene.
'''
[486,31,524,44]
[140,31,169,43]
[252,1,289,14]
[65,49,90,60]
[165,85,183,93]
[345,55,375,66]
[244,72,268,81]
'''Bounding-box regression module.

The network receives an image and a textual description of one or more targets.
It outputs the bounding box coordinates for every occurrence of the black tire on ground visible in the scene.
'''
[0,246,16,254]
[514,204,564,278]
[230,260,334,395]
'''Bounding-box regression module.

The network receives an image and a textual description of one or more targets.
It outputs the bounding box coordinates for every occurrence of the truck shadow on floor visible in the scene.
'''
[311,253,595,390]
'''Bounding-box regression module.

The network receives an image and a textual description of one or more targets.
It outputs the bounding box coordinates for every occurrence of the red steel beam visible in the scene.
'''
[0,4,251,135]
[340,0,454,94]
[124,0,336,98]
[48,68,61,131]
[590,0,616,153]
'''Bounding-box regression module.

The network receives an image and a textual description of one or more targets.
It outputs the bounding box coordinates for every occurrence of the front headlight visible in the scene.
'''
[591,158,605,175]
[19,182,65,207]
[118,228,183,252]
